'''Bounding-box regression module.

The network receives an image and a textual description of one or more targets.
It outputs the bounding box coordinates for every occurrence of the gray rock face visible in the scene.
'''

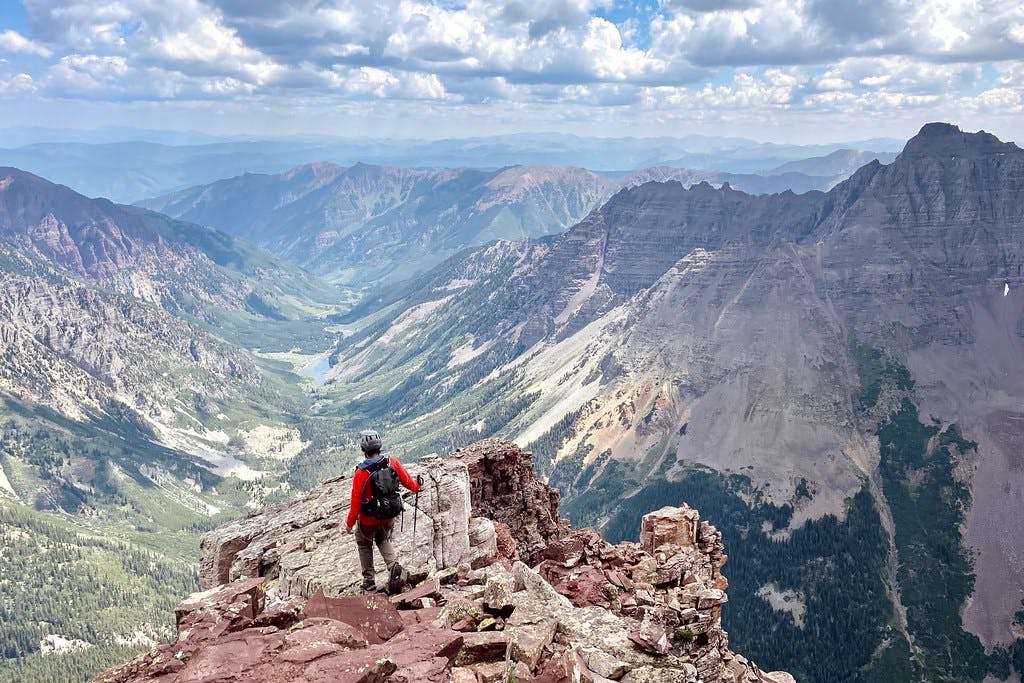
[199,453,497,596]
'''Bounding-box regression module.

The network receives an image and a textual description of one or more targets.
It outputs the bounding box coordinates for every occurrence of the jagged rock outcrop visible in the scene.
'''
[456,439,570,566]
[98,440,792,683]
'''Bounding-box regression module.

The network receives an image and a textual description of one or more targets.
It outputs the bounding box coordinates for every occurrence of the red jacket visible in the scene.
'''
[346,455,420,529]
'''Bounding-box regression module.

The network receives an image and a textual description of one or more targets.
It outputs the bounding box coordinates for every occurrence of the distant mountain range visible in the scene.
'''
[139,163,611,288]
[0,130,902,203]
[139,150,894,288]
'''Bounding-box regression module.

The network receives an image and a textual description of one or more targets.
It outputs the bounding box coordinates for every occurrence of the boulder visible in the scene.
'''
[639,505,699,554]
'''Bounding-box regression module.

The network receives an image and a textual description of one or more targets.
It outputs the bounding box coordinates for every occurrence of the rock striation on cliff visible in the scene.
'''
[94,439,792,683]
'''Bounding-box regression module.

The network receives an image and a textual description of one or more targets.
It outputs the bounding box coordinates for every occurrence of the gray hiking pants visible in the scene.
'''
[354,519,397,589]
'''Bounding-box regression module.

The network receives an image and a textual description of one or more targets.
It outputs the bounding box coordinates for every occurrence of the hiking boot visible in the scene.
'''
[386,563,409,595]
[360,583,376,594]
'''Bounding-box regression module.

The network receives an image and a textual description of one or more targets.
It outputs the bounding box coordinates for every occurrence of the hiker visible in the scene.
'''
[345,430,422,593]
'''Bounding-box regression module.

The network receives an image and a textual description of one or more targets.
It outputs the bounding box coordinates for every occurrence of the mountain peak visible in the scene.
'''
[899,122,1019,161]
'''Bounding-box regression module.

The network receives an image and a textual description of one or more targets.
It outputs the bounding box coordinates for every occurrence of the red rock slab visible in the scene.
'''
[284,618,370,650]
[286,649,398,683]
[279,641,346,664]
[468,660,509,682]
[494,521,518,566]
[455,631,508,666]
[250,596,304,630]
[175,576,267,627]
[386,622,465,666]
[391,579,441,608]
[639,506,699,554]
[389,656,453,683]
[303,588,404,644]
[604,569,634,590]
[539,563,611,608]
[532,650,605,683]
[398,605,444,627]
[507,617,558,669]
[627,624,671,655]
[541,533,587,567]
[174,631,287,681]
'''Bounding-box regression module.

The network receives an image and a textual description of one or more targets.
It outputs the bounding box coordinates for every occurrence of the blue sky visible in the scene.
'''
[0,0,1022,143]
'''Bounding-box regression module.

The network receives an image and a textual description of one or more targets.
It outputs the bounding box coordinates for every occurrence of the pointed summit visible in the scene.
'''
[898,122,1020,161]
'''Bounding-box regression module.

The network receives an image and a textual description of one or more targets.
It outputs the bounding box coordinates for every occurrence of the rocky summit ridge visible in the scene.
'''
[93,439,793,683]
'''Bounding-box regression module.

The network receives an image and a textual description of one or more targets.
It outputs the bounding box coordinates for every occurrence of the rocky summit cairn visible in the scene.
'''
[93,439,793,683]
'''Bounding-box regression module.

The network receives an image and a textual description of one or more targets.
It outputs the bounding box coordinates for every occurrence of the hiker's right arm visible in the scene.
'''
[346,469,367,529]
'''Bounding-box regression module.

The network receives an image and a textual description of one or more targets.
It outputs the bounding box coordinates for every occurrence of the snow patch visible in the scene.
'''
[0,464,17,500]
[756,583,806,628]
[40,635,92,656]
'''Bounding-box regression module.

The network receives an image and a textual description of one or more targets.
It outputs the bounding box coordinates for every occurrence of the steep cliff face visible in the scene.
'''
[0,166,328,318]
[95,440,792,683]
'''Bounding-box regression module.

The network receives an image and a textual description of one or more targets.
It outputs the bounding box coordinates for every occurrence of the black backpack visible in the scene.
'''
[359,457,404,519]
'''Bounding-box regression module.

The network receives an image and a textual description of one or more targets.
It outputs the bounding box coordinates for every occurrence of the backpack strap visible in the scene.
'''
[355,455,389,515]
[357,454,389,472]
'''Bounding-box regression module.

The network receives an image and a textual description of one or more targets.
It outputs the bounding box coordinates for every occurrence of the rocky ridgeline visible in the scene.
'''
[93,440,792,683]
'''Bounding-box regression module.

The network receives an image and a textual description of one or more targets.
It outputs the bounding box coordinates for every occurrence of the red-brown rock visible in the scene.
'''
[639,505,699,554]
[174,576,267,627]
[454,439,570,565]
[303,589,404,643]
[284,618,370,650]
[391,579,441,609]
[455,630,509,665]
[538,563,612,608]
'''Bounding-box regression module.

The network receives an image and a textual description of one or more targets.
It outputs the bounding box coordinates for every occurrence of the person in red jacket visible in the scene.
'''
[346,430,421,593]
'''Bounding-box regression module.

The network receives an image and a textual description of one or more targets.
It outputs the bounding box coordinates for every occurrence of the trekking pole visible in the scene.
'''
[413,475,421,547]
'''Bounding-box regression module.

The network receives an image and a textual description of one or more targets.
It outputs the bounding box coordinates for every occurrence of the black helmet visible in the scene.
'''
[359,430,383,453]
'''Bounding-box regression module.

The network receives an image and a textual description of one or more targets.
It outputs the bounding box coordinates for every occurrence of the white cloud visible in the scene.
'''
[0,30,52,57]
[964,87,1023,113]
[1,0,1023,140]
[329,65,450,100]
[0,63,36,97]
[46,54,130,93]
[650,0,1024,66]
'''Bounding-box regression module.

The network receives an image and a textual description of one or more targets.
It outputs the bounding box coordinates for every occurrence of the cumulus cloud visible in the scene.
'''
[0,29,52,57]
[1,0,1022,139]
[650,0,1024,66]
[0,59,36,98]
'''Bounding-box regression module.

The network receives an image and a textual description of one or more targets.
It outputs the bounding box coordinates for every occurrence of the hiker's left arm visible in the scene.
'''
[393,460,420,492]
